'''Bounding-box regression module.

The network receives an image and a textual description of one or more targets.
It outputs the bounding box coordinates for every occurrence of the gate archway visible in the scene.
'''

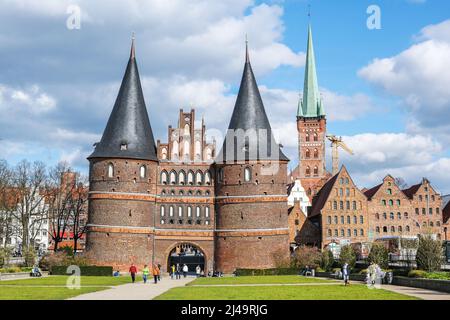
[167,243,205,275]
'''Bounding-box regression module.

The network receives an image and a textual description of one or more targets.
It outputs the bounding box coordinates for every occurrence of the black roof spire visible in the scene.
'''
[216,39,288,162]
[88,35,158,161]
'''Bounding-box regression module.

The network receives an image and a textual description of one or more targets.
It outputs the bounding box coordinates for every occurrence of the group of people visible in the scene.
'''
[128,263,161,284]
[366,262,384,287]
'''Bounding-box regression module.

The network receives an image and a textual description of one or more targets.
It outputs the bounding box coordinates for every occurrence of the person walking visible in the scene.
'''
[157,263,161,281]
[342,263,350,286]
[171,264,176,280]
[176,263,181,279]
[129,264,137,283]
[182,264,188,278]
[142,264,150,284]
[152,264,159,284]
[196,265,201,278]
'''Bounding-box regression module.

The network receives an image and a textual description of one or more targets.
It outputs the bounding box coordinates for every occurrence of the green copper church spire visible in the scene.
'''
[298,24,325,118]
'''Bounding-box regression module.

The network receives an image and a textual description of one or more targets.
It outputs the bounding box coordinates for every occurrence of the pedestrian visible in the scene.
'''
[129,263,137,283]
[171,264,176,280]
[142,264,150,284]
[342,262,350,286]
[157,263,161,281]
[182,264,188,278]
[176,263,181,279]
[196,265,201,278]
[152,264,159,284]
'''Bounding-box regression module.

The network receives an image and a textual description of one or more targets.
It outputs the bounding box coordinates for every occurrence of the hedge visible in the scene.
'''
[235,268,299,276]
[50,265,113,276]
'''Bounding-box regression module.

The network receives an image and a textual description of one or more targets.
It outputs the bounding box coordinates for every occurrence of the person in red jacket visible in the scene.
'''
[129,264,137,283]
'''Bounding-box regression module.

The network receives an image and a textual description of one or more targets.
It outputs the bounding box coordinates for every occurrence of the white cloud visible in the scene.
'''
[359,19,450,136]
[0,84,56,114]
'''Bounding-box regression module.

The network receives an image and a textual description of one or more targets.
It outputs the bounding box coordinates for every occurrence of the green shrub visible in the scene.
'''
[291,246,321,269]
[408,270,427,278]
[425,272,450,280]
[22,247,36,267]
[339,245,357,268]
[50,265,113,276]
[56,245,74,257]
[416,235,442,272]
[368,243,389,269]
[320,250,334,272]
[359,269,368,275]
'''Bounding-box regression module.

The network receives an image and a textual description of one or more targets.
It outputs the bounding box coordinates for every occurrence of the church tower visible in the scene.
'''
[85,38,158,269]
[297,25,329,198]
[214,42,290,273]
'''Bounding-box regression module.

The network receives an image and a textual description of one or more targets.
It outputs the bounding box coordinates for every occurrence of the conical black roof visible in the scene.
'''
[88,39,157,161]
[216,44,289,163]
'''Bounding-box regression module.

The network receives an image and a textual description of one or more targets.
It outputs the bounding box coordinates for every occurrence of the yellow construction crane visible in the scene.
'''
[326,134,354,175]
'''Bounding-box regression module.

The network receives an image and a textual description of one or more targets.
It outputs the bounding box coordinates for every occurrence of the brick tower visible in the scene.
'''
[85,38,158,269]
[297,25,329,198]
[214,42,290,273]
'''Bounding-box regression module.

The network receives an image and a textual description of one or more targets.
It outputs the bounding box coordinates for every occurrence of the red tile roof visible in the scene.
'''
[309,173,339,218]
[363,183,383,200]
[402,183,421,199]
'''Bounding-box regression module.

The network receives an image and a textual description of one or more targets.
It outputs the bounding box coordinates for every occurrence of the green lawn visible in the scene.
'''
[155,284,418,300]
[188,275,335,286]
[156,276,418,300]
[0,275,141,300]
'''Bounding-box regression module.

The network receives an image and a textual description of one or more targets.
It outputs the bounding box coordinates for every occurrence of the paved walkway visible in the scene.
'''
[69,276,194,300]
[382,284,450,300]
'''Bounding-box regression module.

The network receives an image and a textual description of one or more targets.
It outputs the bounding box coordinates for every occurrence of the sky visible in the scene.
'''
[0,0,449,193]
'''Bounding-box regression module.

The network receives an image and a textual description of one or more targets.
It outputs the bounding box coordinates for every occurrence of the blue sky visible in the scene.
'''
[0,0,449,193]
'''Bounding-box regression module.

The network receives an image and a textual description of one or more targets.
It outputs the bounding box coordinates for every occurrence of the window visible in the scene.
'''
[340,229,344,237]
[346,201,350,210]
[244,167,251,182]
[376,227,380,233]
[170,171,177,184]
[178,206,183,217]
[383,226,388,233]
[388,199,393,206]
[187,207,192,217]
[353,216,357,224]
[328,229,332,237]
[387,188,392,195]
[431,195,435,201]
[140,165,146,178]
[160,206,165,217]
[340,178,344,185]
[397,212,401,220]
[360,215,364,224]
[415,208,419,215]
[327,216,332,224]
[382,200,386,206]
[430,221,434,227]
[390,212,394,220]
[347,229,351,237]
[107,163,114,178]
[383,212,387,220]
[334,216,338,224]
[340,201,344,210]
[422,208,426,215]
[419,195,423,201]
[306,166,311,176]
[169,206,174,217]
[205,207,210,218]
[429,208,433,215]
[347,216,351,224]
[375,213,380,220]
[306,133,310,142]
[404,212,409,219]
[313,149,318,158]
[313,133,318,141]
[360,229,364,236]
[334,229,338,237]
[391,226,395,232]
[333,201,337,210]
[188,171,194,185]
[305,149,311,158]
[436,208,440,214]
[196,171,203,185]
[196,206,201,218]
[436,221,441,227]
[160,171,168,184]
[346,188,350,196]
[205,171,211,185]
[353,229,357,237]
[341,216,345,224]
[313,166,318,176]
[406,225,410,232]
[352,201,357,210]
[178,171,186,185]
[396,199,401,206]
[398,226,402,233]
[339,189,344,197]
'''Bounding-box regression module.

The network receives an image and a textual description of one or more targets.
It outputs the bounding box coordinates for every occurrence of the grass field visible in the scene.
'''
[155,276,418,300]
[187,275,335,286]
[0,275,140,300]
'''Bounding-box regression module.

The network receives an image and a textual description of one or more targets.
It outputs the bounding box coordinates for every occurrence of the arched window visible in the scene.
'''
[353,229,357,237]
[188,171,194,185]
[313,149,318,158]
[244,167,251,182]
[360,215,364,224]
[328,229,332,237]
[178,171,186,185]
[205,171,211,185]
[169,206,174,217]
[376,226,380,233]
[160,206,165,217]
[161,147,168,160]
[397,212,401,220]
[305,133,310,142]
[398,226,403,233]
[334,216,338,224]
[360,229,364,236]
[391,226,395,232]
[375,213,380,220]
[313,133,318,141]
[383,226,388,233]
[195,140,201,160]
[306,166,311,176]
[340,229,345,237]
[383,212,387,219]
[172,141,179,159]
[313,166,318,176]
[187,206,192,217]
[160,171,168,184]
[196,171,203,185]
[196,206,201,218]
[406,225,410,232]
[352,201,357,210]
[327,216,332,224]
[339,201,344,210]
[107,163,114,178]
[353,216,357,224]
[387,188,392,195]
[333,201,337,210]
[404,212,409,219]
[388,199,394,206]
[184,124,190,135]
[183,139,190,158]
[178,206,183,217]
[205,147,212,160]
[140,165,146,178]
[390,212,394,220]
[382,200,386,206]
[305,149,311,158]
[205,207,210,218]
[170,171,177,185]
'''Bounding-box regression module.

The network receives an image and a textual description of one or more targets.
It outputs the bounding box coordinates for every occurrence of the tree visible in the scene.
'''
[11,160,48,254]
[320,249,334,271]
[291,246,321,269]
[0,160,16,250]
[416,235,442,272]
[69,175,88,255]
[368,242,389,269]
[339,245,356,268]
[395,177,408,189]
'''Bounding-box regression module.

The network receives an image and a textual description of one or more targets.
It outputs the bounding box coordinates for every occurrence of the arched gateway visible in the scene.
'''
[167,243,205,274]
